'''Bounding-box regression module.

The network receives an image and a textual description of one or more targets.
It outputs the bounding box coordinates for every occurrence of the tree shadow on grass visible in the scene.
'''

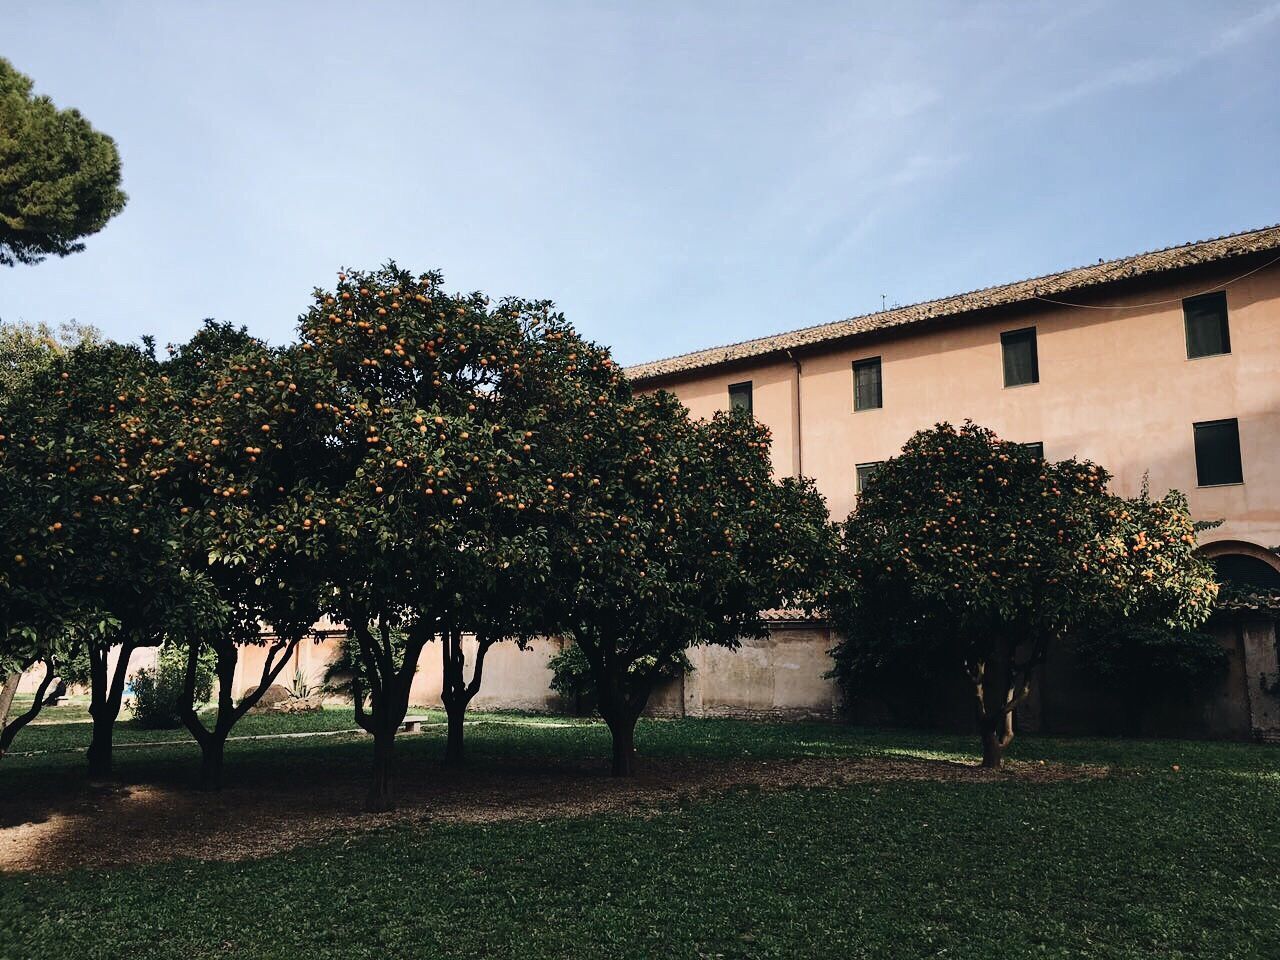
[0,727,1103,874]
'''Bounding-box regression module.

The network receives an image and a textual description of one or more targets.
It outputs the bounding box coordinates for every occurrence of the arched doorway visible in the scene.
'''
[1199,539,1280,592]
[1198,540,1280,741]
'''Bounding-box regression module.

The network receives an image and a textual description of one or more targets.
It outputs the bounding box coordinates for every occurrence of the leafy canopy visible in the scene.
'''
[830,421,1218,697]
[545,387,837,717]
[0,58,127,266]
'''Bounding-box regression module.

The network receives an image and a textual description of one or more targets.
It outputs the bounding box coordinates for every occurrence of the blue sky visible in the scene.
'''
[4,1,1279,365]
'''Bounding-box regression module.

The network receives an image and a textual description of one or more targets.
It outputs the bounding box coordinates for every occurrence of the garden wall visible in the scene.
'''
[645,623,841,720]
[230,619,842,721]
[21,614,1277,743]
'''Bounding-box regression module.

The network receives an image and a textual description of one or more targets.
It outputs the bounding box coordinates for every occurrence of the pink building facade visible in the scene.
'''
[628,225,1280,739]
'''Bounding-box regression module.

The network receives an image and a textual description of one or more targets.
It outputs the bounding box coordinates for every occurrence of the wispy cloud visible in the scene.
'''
[1032,1,1280,112]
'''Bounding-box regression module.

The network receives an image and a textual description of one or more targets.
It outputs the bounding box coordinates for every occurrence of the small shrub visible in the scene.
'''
[549,643,691,716]
[322,629,416,703]
[1074,621,1226,734]
[322,635,365,700]
[289,665,313,699]
[131,644,214,729]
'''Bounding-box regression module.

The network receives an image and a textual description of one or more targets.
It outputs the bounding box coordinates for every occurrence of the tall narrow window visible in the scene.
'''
[855,461,882,495]
[1001,327,1039,387]
[1193,418,1243,486]
[1184,291,1230,359]
[853,357,883,411]
[728,380,753,415]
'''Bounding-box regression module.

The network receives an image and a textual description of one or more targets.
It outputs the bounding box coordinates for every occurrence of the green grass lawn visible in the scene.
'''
[9,697,369,755]
[1,711,1276,959]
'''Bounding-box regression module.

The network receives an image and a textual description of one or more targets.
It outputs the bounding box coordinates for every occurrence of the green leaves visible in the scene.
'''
[828,421,1219,721]
[0,58,127,266]
[545,386,838,718]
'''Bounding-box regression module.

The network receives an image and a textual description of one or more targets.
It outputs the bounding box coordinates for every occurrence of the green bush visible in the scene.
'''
[549,643,691,716]
[1074,621,1226,734]
[130,644,214,729]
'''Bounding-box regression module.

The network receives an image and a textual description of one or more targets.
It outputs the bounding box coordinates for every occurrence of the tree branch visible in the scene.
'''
[179,640,212,747]
[464,635,495,701]
[232,637,300,723]
[0,658,57,755]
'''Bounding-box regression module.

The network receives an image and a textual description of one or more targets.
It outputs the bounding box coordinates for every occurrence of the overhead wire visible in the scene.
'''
[1031,249,1280,310]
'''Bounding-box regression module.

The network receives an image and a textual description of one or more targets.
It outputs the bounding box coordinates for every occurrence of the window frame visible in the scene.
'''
[1000,326,1040,388]
[727,380,753,415]
[852,356,883,412]
[855,460,883,496]
[1021,441,1045,460]
[1192,417,1244,488]
[1183,291,1231,360]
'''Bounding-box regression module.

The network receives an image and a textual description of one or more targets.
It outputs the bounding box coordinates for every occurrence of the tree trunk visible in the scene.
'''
[367,727,396,813]
[980,724,1004,769]
[200,735,227,791]
[87,640,136,779]
[87,710,116,779]
[607,713,637,777]
[182,636,300,791]
[575,630,655,778]
[350,616,429,813]
[87,646,114,779]
[972,644,1017,771]
[188,642,238,792]
[0,673,21,730]
[444,704,465,768]
[439,631,492,769]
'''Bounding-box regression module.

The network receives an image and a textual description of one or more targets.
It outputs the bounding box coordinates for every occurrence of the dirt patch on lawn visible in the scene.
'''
[0,753,1105,874]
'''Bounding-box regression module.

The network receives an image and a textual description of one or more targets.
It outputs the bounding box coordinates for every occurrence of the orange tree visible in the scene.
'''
[292,265,611,809]
[828,422,1217,767]
[1072,483,1227,734]
[433,321,626,768]
[0,320,101,741]
[0,440,115,757]
[158,322,333,788]
[0,383,79,756]
[543,391,837,775]
[0,338,213,776]
[1,325,64,748]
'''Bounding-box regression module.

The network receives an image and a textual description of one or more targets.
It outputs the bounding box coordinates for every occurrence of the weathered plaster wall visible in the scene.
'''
[647,263,1280,552]
[232,634,567,714]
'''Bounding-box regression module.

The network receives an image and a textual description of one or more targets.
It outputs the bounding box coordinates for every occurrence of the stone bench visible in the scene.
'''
[399,716,431,734]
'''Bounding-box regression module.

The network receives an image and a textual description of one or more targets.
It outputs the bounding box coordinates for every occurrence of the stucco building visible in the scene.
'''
[626,223,1280,739]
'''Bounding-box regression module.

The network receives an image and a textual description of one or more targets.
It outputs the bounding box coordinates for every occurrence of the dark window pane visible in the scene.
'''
[728,380,752,414]
[1184,291,1230,359]
[1001,327,1039,387]
[856,461,882,495]
[1022,441,1044,459]
[1194,418,1243,486]
[853,357,883,411]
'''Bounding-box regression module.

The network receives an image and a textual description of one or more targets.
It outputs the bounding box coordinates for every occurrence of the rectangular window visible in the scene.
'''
[1193,418,1243,486]
[855,461,882,495]
[1184,291,1230,359]
[853,357,883,411]
[728,380,752,415]
[1022,441,1044,459]
[1001,327,1039,387]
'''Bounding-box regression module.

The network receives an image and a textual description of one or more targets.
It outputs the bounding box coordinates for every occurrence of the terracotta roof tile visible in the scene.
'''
[628,223,1280,383]
[760,607,822,623]
[1217,587,1280,613]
